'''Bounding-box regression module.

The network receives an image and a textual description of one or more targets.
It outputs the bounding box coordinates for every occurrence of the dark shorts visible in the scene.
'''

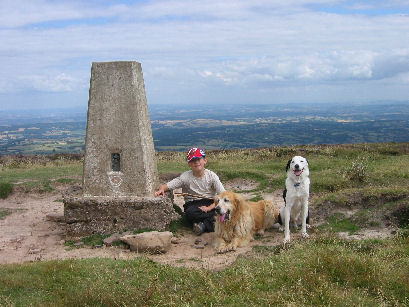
[183,198,215,232]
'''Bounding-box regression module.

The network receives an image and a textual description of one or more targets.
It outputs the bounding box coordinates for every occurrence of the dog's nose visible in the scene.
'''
[295,164,300,169]
[215,206,221,214]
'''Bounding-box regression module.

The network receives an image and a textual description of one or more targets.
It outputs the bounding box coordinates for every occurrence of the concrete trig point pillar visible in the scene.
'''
[64,61,178,239]
[83,61,157,197]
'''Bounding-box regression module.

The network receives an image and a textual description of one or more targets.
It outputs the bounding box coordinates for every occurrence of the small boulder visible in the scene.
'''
[46,213,65,223]
[120,231,173,254]
[171,237,180,244]
[28,248,42,254]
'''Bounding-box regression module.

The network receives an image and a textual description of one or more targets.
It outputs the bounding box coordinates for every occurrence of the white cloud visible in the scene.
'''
[0,0,408,107]
[194,51,408,86]
[0,0,130,28]
[19,73,83,92]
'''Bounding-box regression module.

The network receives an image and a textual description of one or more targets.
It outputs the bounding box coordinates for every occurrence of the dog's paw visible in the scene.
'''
[226,244,237,252]
[283,237,290,245]
[216,244,235,254]
[215,245,227,254]
[255,230,265,236]
[302,232,310,238]
[278,226,284,232]
[215,242,226,254]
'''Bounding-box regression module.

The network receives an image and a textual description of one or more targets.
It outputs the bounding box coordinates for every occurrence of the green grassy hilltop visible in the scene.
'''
[1,143,409,306]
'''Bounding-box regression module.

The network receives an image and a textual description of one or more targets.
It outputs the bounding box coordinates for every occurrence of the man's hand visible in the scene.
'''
[199,202,215,212]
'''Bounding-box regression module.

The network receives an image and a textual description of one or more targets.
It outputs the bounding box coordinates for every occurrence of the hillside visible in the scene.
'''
[0,143,408,305]
[1,142,408,251]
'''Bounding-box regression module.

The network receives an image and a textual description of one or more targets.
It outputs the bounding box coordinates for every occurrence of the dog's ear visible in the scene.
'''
[306,158,309,167]
[286,159,291,172]
[232,192,240,207]
[232,192,245,212]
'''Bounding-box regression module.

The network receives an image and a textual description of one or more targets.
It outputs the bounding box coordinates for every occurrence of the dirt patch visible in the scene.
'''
[0,178,284,270]
[0,178,398,270]
[223,178,259,191]
[0,187,284,270]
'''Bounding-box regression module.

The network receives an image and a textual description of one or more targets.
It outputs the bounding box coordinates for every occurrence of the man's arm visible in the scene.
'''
[199,202,216,212]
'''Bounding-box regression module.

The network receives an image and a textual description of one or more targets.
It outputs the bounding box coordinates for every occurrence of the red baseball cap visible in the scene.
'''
[186,147,206,162]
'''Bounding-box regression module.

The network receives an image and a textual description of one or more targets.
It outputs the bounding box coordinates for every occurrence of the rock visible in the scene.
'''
[28,249,41,254]
[120,231,173,254]
[46,213,65,223]
[194,238,202,245]
[64,196,180,239]
[171,237,180,244]
[103,233,123,246]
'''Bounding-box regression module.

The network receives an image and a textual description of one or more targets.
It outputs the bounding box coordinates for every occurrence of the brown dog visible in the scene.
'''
[214,191,279,253]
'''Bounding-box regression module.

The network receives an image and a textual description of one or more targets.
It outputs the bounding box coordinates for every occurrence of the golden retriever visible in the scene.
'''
[214,190,279,253]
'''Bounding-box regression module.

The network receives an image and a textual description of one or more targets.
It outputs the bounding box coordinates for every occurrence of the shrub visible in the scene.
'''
[273,146,297,157]
[343,156,368,182]
[0,182,13,199]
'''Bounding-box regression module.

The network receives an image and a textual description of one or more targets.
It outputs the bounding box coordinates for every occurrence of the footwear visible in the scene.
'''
[193,222,205,236]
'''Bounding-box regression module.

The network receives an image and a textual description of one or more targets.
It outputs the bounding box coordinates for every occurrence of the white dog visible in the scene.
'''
[278,156,310,244]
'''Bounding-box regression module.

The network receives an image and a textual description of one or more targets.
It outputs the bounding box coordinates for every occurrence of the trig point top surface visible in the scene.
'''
[83,61,158,197]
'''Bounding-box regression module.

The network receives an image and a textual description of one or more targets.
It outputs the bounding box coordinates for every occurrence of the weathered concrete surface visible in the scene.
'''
[64,193,180,240]
[120,231,173,254]
[64,61,177,239]
[83,61,158,197]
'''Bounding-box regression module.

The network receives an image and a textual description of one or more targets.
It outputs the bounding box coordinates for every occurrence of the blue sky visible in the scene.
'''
[1,0,409,110]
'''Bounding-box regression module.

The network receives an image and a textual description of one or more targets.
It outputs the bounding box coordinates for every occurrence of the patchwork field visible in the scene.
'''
[2,103,409,154]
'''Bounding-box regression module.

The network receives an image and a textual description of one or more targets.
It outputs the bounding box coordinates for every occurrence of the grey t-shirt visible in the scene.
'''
[167,169,225,202]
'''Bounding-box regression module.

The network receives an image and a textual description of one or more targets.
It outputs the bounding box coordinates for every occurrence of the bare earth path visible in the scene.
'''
[0,180,394,271]
[0,180,284,270]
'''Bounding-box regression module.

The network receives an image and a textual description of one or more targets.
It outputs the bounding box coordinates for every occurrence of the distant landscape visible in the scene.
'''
[1,102,409,155]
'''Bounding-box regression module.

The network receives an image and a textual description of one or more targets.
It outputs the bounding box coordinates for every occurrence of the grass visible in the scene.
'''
[56,178,76,184]
[1,142,407,197]
[0,183,13,199]
[1,234,408,306]
[0,160,82,193]
[318,213,361,234]
[81,234,110,247]
[157,143,409,195]
[314,186,409,208]
[0,143,409,305]
[0,209,11,219]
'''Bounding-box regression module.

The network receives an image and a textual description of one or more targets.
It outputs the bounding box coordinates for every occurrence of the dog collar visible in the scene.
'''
[294,182,300,187]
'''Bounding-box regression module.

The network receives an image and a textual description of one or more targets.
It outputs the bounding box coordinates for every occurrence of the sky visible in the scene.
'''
[1,0,409,110]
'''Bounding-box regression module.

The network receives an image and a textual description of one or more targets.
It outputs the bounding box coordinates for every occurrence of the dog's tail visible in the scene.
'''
[262,200,281,227]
